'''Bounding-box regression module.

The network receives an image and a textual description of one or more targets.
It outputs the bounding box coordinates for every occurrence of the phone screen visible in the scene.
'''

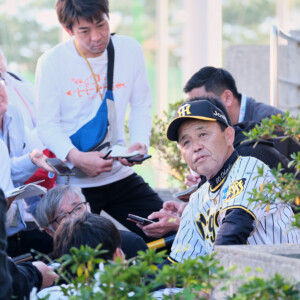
[46,158,75,176]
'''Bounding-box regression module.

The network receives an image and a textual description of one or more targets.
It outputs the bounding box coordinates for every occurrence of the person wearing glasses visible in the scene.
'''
[0,72,54,257]
[36,185,148,259]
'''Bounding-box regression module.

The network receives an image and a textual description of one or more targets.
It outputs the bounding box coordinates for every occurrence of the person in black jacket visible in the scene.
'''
[0,189,58,300]
[0,189,11,299]
[233,121,293,173]
[184,66,300,160]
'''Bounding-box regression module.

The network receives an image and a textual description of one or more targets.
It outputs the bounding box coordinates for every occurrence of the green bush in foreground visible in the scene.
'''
[229,273,300,300]
[36,245,300,299]
[243,112,300,228]
[36,111,300,298]
[39,246,231,299]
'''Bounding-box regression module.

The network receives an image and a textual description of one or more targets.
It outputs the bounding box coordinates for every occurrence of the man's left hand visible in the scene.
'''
[118,142,147,166]
[29,149,55,172]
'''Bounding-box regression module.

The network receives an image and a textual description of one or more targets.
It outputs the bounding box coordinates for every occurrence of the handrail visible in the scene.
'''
[270,25,300,108]
[279,77,300,88]
[270,25,278,107]
[278,29,300,44]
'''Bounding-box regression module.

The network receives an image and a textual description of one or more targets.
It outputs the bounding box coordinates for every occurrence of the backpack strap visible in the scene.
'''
[106,38,115,92]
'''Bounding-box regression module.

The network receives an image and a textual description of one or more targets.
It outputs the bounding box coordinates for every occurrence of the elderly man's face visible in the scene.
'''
[177,120,234,180]
[50,195,91,232]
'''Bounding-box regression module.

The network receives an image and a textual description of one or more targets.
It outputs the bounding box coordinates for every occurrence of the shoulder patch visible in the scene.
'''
[225,178,246,203]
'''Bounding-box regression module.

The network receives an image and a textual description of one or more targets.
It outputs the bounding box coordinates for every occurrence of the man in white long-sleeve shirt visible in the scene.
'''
[35,0,163,242]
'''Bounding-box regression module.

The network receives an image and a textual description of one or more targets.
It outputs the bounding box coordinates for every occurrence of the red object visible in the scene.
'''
[24,149,56,190]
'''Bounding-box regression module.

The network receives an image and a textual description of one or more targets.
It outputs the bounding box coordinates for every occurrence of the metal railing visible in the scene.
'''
[270,25,300,108]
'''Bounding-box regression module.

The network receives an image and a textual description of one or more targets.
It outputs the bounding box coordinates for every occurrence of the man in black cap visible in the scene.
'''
[139,97,295,239]
[164,98,299,263]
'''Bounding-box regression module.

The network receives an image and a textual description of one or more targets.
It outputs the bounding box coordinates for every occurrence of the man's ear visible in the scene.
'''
[62,25,72,36]
[113,247,124,261]
[225,126,235,146]
[220,89,234,108]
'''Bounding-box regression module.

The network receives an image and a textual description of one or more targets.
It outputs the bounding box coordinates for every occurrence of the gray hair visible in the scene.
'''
[36,185,86,228]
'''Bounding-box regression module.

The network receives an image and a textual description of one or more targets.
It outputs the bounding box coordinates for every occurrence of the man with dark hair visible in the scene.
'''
[53,213,123,261]
[56,0,109,31]
[183,66,300,160]
[36,0,163,242]
[184,66,282,125]
[37,213,124,299]
[165,98,299,263]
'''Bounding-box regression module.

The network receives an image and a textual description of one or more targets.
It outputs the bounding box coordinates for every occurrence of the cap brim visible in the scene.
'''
[166,116,217,141]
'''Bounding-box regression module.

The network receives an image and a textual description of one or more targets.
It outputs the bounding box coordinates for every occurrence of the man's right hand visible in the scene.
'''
[137,200,187,238]
[137,209,180,238]
[32,261,58,290]
[67,148,113,177]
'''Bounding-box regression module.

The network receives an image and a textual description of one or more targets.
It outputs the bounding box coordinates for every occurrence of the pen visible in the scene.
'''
[102,149,112,160]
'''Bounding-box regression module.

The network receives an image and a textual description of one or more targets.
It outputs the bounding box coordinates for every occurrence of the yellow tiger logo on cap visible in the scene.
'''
[225,178,246,202]
[177,104,191,117]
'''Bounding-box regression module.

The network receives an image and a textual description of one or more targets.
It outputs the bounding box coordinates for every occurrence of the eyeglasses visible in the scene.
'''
[0,73,5,91]
[50,202,87,225]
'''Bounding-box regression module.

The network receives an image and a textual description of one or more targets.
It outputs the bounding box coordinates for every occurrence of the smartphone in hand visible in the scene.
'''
[127,213,156,226]
[126,154,152,163]
[46,158,75,176]
[47,261,61,270]
[12,253,33,264]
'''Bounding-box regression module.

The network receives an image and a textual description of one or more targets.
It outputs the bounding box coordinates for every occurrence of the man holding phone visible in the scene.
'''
[36,0,163,242]
[45,158,75,176]
[127,214,156,226]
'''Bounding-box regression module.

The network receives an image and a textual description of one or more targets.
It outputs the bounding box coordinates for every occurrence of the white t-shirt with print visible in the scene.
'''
[36,35,152,187]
